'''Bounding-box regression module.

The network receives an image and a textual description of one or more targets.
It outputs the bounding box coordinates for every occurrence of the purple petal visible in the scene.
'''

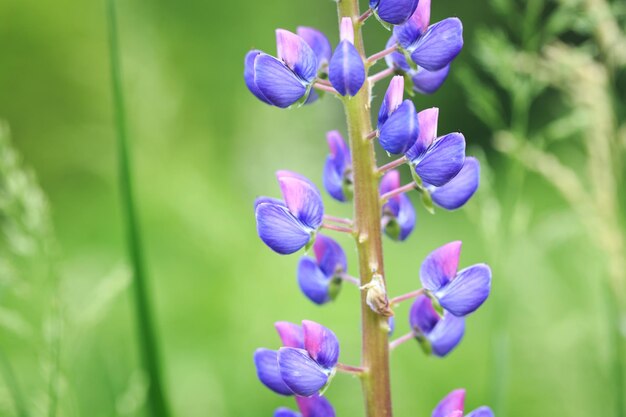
[276,29,318,82]
[409,294,440,334]
[466,407,495,417]
[276,171,324,229]
[297,27,332,69]
[254,349,293,395]
[395,194,416,240]
[432,389,465,417]
[275,408,302,417]
[405,107,439,160]
[329,40,366,97]
[412,132,466,187]
[278,347,329,397]
[313,235,347,277]
[385,35,411,72]
[323,157,346,202]
[388,316,395,336]
[323,131,351,202]
[244,51,272,104]
[302,320,340,369]
[412,65,450,94]
[339,17,354,43]
[446,412,464,417]
[420,241,462,292]
[380,170,401,195]
[412,0,431,32]
[428,312,465,357]
[255,202,312,254]
[379,100,419,155]
[296,395,336,417]
[410,18,464,72]
[297,257,332,305]
[393,13,423,50]
[437,264,492,317]
[254,54,308,108]
[275,321,304,348]
[430,157,480,210]
[372,0,420,25]
[378,76,405,126]
[255,196,285,209]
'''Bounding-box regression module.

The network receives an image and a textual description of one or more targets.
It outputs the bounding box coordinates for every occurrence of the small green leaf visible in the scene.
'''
[421,190,435,214]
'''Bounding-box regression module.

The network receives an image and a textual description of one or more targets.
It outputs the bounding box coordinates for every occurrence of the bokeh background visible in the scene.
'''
[0,0,625,417]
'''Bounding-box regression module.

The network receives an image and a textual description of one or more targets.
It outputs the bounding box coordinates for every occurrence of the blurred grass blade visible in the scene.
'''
[105,1,171,416]
[0,347,28,417]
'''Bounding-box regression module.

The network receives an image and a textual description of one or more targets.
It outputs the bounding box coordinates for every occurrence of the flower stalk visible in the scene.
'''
[337,0,393,415]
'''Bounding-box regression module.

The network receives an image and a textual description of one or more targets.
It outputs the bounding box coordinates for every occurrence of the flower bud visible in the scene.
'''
[370,0,419,25]
[329,18,366,96]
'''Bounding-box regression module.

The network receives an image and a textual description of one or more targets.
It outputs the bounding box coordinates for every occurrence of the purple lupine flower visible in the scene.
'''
[255,321,340,397]
[425,157,480,210]
[432,389,495,417]
[421,241,491,317]
[406,107,465,187]
[274,395,336,417]
[380,170,416,241]
[297,235,347,304]
[329,18,366,96]
[323,131,353,202]
[297,27,333,71]
[411,65,450,94]
[410,294,465,357]
[244,30,319,108]
[388,316,395,336]
[393,0,463,72]
[377,76,419,155]
[369,0,419,25]
[255,171,324,255]
[278,320,340,396]
[384,35,451,94]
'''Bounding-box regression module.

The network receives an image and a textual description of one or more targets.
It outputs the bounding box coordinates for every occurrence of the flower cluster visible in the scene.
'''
[245,0,494,416]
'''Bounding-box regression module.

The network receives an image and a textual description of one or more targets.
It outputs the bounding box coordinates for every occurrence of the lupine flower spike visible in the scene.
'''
[369,0,419,25]
[410,294,465,357]
[421,241,492,317]
[254,321,340,397]
[393,0,463,72]
[274,395,335,417]
[380,170,416,241]
[432,389,495,417]
[297,235,348,304]
[406,107,466,187]
[377,76,419,155]
[245,29,322,108]
[323,131,353,202]
[329,18,366,96]
[255,171,324,254]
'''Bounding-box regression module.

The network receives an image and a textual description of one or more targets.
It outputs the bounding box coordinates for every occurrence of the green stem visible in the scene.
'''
[0,347,28,417]
[105,2,171,417]
[337,2,393,416]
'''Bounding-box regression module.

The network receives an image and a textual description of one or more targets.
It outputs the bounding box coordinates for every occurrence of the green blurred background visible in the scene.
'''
[0,0,625,416]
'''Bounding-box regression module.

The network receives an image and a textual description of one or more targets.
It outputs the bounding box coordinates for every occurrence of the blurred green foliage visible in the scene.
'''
[0,0,624,417]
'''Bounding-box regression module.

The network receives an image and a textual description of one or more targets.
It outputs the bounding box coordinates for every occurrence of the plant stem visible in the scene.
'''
[367,45,397,64]
[389,332,415,351]
[380,182,417,203]
[314,82,339,94]
[377,156,407,175]
[106,2,171,417]
[389,288,424,306]
[369,68,396,84]
[337,363,367,375]
[324,214,354,225]
[337,1,393,416]
[321,223,355,234]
